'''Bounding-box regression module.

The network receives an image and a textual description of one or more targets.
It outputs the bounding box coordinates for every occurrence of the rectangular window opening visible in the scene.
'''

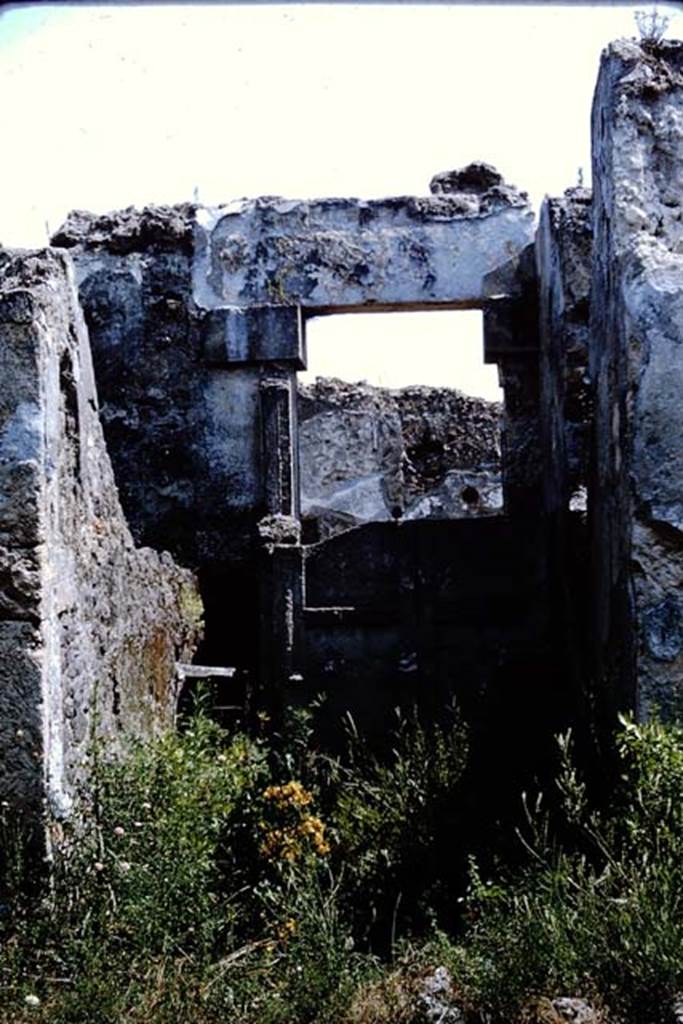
[298,310,503,542]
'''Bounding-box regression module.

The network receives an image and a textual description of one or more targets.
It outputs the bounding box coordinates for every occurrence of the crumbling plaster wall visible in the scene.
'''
[0,248,202,819]
[536,187,592,516]
[51,206,260,569]
[483,251,542,517]
[534,188,593,720]
[591,38,683,721]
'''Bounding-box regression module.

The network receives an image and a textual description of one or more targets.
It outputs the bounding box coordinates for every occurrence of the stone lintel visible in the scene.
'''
[203,305,305,368]
[193,195,535,311]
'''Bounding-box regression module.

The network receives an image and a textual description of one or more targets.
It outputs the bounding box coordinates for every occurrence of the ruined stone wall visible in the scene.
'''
[536,188,592,515]
[52,178,535,676]
[298,377,502,539]
[590,39,683,721]
[52,179,534,565]
[0,248,202,819]
[51,206,261,569]
[482,251,542,516]
[2,38,681,845]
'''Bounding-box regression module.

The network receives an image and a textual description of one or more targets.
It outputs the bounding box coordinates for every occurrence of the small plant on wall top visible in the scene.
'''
[634,5,670,44]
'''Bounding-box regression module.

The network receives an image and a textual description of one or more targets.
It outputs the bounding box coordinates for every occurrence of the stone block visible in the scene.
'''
[202,305,305,367]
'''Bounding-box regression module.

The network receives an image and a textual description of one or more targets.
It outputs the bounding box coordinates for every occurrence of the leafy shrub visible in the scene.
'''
[446,717,683,1023]
[0,700,364,1024]
[0,708,268,1021]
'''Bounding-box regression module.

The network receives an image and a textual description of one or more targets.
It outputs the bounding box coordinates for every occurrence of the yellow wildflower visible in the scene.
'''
[298,815,330,856]
[263,780,313,810]
[276,918,298,943]
[259,825,301,862]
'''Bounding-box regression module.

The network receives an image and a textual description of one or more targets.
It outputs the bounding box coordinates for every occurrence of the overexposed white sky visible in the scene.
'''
[0,2,679,397]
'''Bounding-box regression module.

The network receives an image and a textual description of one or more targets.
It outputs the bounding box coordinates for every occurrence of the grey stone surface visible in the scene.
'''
[298,377,501,537]
[52,204,196,255]
[534,189,593,710]
[203,305,304,367]
[430,160,505,195]
[193,178,534,312]
[483,250,542,516]
[550,996,602,1023]
[0,248,202,819]
[403,468,502,520]
[417,966,465,1024]
[590,38,683,720]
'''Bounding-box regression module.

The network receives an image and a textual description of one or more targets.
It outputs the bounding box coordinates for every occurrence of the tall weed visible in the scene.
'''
[448,718,683,1022]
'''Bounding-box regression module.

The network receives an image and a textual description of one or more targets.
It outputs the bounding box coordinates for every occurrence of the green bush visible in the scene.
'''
[1,703,680,1024]
[445,717,683,1023]
[1,709,268,1021]
[0,701,365,1024]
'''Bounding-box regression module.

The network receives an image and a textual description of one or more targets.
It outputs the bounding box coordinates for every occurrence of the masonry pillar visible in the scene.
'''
[257,373,305,708]
[251,318,306,706]
[258,523,304,714]
[533,190,593,727]
[536,189,592,519]
[202,300,307,703]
